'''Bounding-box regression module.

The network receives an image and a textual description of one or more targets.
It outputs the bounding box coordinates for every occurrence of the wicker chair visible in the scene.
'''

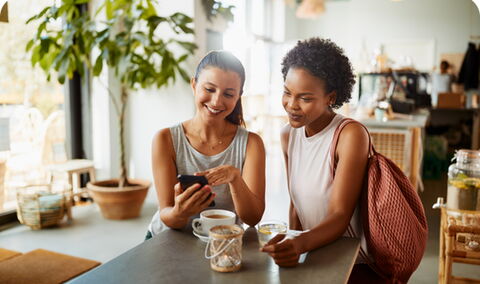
[368,127,422,191]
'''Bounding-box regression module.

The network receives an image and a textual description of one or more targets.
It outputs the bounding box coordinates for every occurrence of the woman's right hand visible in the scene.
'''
[260,234,302,267]
[172,182,216,219]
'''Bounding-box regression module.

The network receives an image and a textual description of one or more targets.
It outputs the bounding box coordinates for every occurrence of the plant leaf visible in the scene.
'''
[26,39,35,51]
[26,6,50,24]
[93,55,104,76]
[105,0,113,19]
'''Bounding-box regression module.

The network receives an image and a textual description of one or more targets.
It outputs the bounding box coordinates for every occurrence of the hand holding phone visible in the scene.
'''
[177,174,215,207]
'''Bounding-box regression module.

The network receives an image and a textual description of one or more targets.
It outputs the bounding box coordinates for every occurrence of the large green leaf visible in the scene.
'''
[105,0,113,19]
[27,0,201,96]
[26,6,50,24]
[145,0,157,18]
[26,39,35,52]
[93,55,104,76]
[177,66,190,82]
[147,15,167,30]
[31,45,42,66]
[175,40,197,53]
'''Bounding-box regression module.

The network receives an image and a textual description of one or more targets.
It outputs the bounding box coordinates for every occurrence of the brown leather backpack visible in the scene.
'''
[330,118,428,283]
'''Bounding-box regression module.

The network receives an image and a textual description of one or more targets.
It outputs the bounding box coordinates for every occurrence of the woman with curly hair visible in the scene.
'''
[261,38,385,282]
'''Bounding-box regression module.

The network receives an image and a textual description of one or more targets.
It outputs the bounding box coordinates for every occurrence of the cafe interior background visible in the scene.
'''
[0,0,480,282]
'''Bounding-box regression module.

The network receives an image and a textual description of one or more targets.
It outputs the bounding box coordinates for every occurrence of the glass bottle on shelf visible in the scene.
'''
[447,149,480,227]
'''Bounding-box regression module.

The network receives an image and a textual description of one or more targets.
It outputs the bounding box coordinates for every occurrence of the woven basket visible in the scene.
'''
[16,184,71,230]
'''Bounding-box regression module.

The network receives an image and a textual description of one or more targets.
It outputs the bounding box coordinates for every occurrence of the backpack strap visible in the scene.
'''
[329,118,377,268]
[329,118,375,176]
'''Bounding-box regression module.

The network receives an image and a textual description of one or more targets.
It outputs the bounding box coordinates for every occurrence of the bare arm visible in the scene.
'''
[229,132,266,226]
[198,132,266,226]
[294,122,369,253]
[262,122,369,266]
[152,129,214,229]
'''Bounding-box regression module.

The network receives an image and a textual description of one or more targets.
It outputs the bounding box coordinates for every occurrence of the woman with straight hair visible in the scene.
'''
[146,51,266,240]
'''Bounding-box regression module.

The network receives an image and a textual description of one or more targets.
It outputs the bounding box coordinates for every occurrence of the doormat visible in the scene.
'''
[0,248,21,262]
[0,248,101,284]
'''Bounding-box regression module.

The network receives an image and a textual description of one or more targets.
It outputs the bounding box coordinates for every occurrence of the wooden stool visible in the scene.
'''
[47,159,95,205]
[435,198,480,283]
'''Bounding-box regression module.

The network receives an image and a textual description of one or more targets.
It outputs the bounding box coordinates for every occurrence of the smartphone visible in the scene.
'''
[177,174,215,207]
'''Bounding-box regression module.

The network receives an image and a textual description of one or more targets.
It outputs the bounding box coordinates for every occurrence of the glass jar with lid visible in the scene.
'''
[447,149,480,226]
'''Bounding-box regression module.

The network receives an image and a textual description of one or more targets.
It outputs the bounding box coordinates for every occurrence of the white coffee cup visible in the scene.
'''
[192,209,236,236]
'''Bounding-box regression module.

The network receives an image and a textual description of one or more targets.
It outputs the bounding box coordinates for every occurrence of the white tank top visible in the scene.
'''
[287,113,368,261]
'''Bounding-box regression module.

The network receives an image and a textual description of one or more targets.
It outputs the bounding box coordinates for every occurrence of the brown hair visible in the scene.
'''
[194,51,245,126]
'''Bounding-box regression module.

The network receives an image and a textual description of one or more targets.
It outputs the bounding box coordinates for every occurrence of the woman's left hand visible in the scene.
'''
[260,234,302,267]
[195,165,240,186]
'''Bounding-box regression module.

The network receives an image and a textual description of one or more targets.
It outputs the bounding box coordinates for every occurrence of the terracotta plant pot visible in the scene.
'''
[87,179,150,220]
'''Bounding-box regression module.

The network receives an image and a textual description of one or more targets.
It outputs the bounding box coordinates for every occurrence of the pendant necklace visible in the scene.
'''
[197,124,227,150]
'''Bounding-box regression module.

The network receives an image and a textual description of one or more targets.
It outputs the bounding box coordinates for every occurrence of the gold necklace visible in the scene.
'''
[196,123,227,150]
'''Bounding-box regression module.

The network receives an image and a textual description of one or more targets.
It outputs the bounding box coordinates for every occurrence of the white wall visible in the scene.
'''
[127,0,233,187]
[127,83,193,182]
[92,0,232,208]
[127,0,197,187]
[91,0,197,190]
[96,0,480,188]
[284,0,480,71]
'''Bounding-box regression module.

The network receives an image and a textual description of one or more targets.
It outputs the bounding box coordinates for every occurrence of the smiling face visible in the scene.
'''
[191,66,242,123]
[282,67,335,129]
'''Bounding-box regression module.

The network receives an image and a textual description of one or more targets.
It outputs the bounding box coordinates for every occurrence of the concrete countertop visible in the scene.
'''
[355,111,429,129]
[71,226,360,284]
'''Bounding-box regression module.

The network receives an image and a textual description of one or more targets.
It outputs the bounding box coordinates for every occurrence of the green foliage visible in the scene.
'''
[26,0,197,89]
[201,0,234,23]
[25,0,198,186]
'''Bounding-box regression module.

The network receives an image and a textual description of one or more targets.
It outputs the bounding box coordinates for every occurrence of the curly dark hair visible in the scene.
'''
[281,38,355,109]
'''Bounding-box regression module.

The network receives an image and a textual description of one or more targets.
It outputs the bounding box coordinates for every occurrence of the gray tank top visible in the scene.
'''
[148,123,249,235]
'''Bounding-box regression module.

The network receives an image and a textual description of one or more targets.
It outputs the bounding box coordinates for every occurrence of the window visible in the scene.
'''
[0,0,66,214]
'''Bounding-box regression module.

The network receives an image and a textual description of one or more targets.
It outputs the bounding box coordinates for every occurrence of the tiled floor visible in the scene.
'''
[1,148,480,282]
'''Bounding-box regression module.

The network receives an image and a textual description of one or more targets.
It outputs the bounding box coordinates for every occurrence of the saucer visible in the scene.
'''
[192,230,210,243]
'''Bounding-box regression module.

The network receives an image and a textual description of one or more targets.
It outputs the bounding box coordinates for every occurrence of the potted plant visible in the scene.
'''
[26,0,197,219]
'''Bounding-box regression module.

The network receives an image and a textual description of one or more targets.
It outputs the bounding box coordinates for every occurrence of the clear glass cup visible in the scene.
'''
[256,220,287,247]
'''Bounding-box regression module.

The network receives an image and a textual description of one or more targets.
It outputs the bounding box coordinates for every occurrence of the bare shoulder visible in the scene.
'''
[152,127,175,158]
[153,127,172,145]
[337,121,369,157]
[247,131,265,149]
[338,121,369,143]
